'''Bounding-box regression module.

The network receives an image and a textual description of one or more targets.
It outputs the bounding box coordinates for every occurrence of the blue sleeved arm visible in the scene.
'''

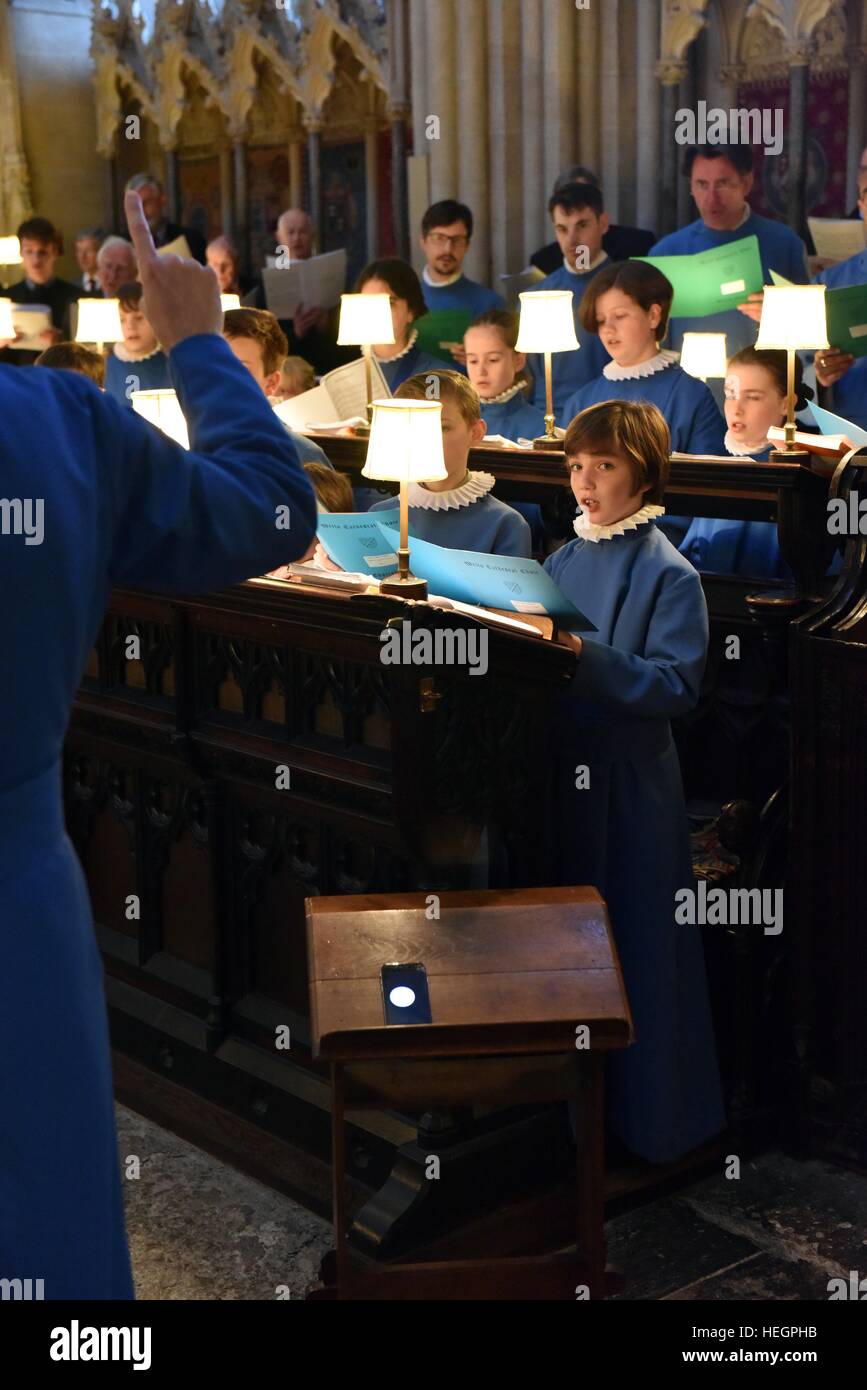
[96,334,318,591]
[494,510,533,557]
[685,384,726,455]
[570,567,708,717]
[558,384,588,428]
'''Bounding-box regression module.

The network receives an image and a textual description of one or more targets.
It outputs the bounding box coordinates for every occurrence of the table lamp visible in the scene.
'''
[75,297,122,355]
[0,236,21,288]
[756,284,829,461]
[362,398,447,598]
[0,297,15,341]
[337,293,395,436]
[220,293,241,311]
[130,388,190,449]
[515,290,579,448]
[680,332,727,383]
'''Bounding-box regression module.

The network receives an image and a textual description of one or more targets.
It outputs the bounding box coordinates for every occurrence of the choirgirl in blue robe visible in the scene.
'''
[815,242,867,431]
[558,259,726,455]
[356,258,447,393]
[0,334,318,1298]
[103,281,171,407]
[677,347,810,579]
[543,398,725,1163]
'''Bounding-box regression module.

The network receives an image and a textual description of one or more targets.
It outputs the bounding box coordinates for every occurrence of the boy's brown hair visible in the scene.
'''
[280,355,316,393]
[563,400,670,504]
[303,462,353,513]
[395,370,481,425]
[35,341,105,386]
[578,260,674,339]
[466,307,520,349]
[117,281,144,313]
[223,307,288,375]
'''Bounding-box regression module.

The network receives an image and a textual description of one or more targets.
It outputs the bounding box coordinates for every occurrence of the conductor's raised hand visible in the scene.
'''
[125,189,222,352]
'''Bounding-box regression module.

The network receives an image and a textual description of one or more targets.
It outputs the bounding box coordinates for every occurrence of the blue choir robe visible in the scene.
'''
[650,211,809,356]
[421,275,505,318]
[677,441,790,579]
[376,341,450,392]
[543,519,726,1162]
[104,347,172,406]
[560,360,726,452]
[479,391,546,443]
[526,262,612,420]
[279,424,333,469]
[0,335,318,1299]
[370,487,532,557]
[815,248,867,430]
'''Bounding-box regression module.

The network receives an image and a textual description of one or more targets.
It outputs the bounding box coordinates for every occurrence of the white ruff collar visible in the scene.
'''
[480,380,527,406]
[407,470,496,511]
[603,349,679,381]
[375,329,418,363]
[563,251,609,276]
[573,502,665,543]
[113,341,162,363]
[724,428,768,457]
[423,266,463,289]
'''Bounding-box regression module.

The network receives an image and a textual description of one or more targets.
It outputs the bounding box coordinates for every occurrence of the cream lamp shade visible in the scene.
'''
[75,297,122,344]
[0,236,22,265]
[756,285,829,351]
[680,332,728,380]
[361,399,447,483]
[0,298,15,339]
[515,290,579,354]
[337,293,395,346]
[220,293,241,311]
[130,388,190,449]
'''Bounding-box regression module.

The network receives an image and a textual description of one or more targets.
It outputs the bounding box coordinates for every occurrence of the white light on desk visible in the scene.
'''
[75,297,122,352]
[130,388,190,449]
[756,285,829,458]
[0,298,15,340]
[220,293,241,311]
[0,236,21,265]
[515,290,578,446]
[337,293,395,433]
[362,398,446,598]
[680,332,728,382]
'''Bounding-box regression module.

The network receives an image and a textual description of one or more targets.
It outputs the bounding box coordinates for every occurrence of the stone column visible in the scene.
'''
[487,0,523,284]
[164,147,180,223]
[304,116,323,235]
[599,0,623,220]
[408,0,428,157]
[521,0,545,260]
[676,52,697,229]
[846,46,867,210]
[218,143,234,241]
[786,45,810,236]
[657,62,688,238]
[288,135,303,209]
[232,138,249,273]
[543,0,576,197]
[364,116,380,261]
[389,105,410,258]
[105,151,120,236]
[457,0,490,284]
[717,63,740,113]
[426,0,457,202]
[635,0,661,233]
[577,0,600,175]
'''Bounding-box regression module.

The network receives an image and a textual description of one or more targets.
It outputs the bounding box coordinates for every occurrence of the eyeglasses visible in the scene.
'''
[427,232,469,249]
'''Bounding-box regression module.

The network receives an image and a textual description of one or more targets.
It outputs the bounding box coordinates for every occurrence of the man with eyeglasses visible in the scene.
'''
[419,201,504,365]
[649,144,809,358]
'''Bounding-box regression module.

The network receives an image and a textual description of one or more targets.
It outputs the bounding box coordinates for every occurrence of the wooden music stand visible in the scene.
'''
[306,886,633,1300]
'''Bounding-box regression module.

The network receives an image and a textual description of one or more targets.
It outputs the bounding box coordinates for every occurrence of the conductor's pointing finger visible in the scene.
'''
[124,190,158,267]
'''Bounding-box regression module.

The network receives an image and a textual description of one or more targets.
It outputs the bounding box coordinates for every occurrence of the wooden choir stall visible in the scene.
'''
[63,437,867,1262]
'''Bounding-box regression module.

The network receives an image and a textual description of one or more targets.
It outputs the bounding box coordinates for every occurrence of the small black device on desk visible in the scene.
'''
[380,962,432,1025]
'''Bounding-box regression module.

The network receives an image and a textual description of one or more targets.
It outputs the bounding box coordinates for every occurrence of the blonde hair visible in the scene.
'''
[395,370,481,425]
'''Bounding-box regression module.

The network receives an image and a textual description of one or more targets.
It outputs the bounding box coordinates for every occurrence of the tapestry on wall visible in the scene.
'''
[179,158,221,248]
[247,149,290,271]
[321,141,366,284]
[739,73,851,225]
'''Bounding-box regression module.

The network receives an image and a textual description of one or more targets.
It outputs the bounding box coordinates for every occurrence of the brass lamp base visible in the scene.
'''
[769,447,809,462]
[380,574,428,599]
[354,422,371,438]
[532,435,565,451]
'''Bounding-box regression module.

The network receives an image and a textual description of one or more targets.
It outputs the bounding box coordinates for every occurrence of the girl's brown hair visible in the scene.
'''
[578,260,674,340]
[563,400,670,504]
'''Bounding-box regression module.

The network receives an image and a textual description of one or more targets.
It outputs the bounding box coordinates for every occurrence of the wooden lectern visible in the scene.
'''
[306,886,633,1300]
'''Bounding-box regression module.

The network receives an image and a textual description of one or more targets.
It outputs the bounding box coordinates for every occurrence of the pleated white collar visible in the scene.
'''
[479,381,527,406]
[724,429,769,457]
[374,329,418,363]
[112,341,163,363]
[603,349,679,381]
[573,502,665,543]
[407,470,496,511]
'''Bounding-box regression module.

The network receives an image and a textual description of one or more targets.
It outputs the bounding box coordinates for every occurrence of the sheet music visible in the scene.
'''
[156,234,192,260]
[807,218,867,263]
[8,304,52,351]
[262,249,347,318]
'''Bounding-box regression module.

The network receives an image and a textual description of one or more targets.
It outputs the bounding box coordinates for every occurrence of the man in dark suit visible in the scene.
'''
[530,166,656,273]
[123,172,207,264]
[75,228,103,294]
[0,216,81,365]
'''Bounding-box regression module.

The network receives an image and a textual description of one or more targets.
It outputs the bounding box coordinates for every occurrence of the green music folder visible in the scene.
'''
[415,309,474,363]
[635,235,764,317]
[825,282,867,358]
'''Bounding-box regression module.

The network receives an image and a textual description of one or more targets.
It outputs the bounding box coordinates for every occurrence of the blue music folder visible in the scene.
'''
[374,524,595,631]
[316,510,402,576]
[808,403,867,449]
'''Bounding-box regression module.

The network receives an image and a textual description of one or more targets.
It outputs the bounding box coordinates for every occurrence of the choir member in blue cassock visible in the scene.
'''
[366,371,531,557]
[649,145,809,357]
[0,193,319,1299]
[525,183,612,419]
[677,347,812,579]
[559,260,726,454]
[419,200,505,320]
[356,258,447,392]
[814,181,867,430]
[543,400,725,1163]
[103,280,171,406]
